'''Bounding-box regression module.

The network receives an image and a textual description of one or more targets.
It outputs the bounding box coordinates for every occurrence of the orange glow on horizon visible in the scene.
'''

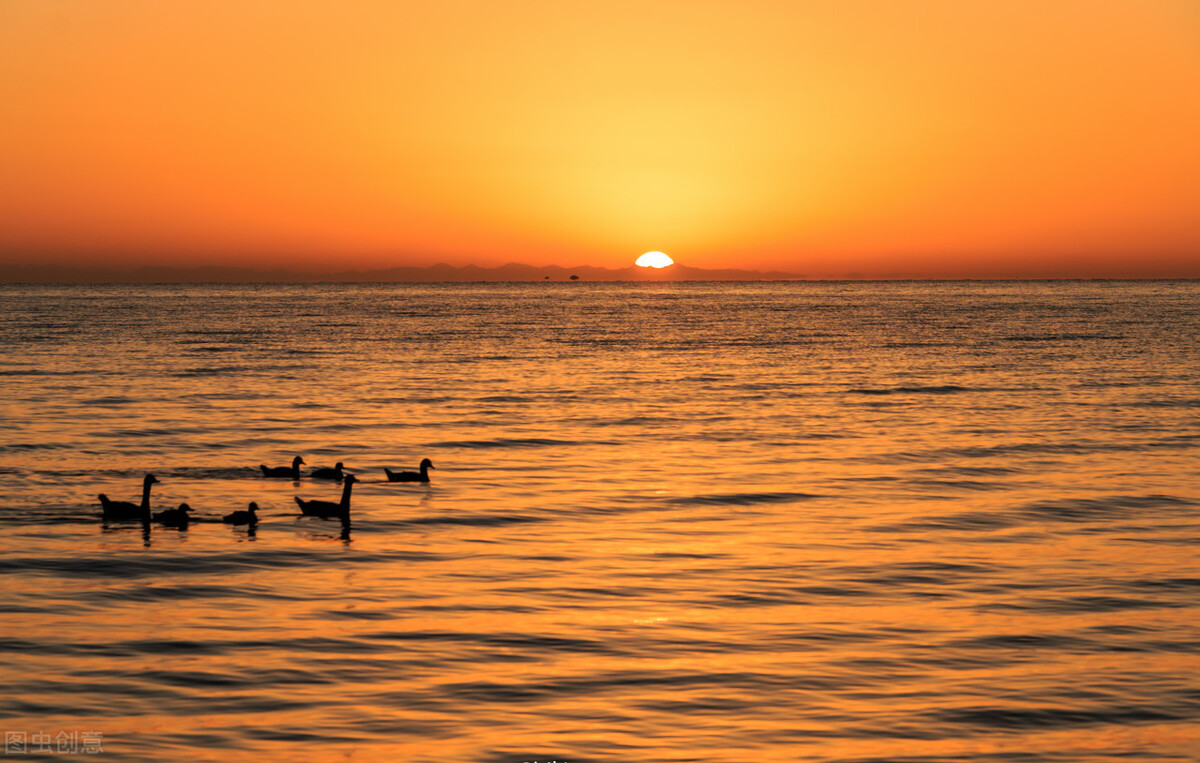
[1,1,1198,278]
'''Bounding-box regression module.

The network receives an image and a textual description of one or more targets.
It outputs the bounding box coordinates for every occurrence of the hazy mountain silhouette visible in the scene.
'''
[2,262,804,283]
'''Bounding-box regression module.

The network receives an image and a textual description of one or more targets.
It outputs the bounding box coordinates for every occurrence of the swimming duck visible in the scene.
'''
[153,503,192,527]
[310,461,345,481]
[98,473,158,522]
[223,502,259,525]
[295,474,357,520]
[385,458,435,483]
[261,456,305,479]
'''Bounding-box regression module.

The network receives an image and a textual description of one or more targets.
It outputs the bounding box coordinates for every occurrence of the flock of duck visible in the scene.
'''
[96,456,435,529]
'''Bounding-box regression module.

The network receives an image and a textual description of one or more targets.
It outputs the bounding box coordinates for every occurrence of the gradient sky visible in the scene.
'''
[2,0,1198,277]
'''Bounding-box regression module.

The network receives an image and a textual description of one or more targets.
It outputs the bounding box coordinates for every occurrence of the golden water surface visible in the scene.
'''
[0,281,1197,762]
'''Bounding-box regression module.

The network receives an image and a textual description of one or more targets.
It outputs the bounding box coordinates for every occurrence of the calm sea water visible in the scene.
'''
[1,281,1198,762]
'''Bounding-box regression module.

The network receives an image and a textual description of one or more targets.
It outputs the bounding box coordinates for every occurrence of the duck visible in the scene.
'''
[223,502,259,525]
[261,455,304,479]
[98,473,159,522]
[153,503,192,527]
[295,474,357,520]
[310,461,345,481]
[385,458,435,483]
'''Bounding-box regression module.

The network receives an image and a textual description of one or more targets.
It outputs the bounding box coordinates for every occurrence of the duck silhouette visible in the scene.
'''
[261,456,304,479]
[153,503,192,527]
[98,474,158,522]
[223,502,259,525]
[310,461,345,481]
[385,458,435,483]
[295,474,357,520]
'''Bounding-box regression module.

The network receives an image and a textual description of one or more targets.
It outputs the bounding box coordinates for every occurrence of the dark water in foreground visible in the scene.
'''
[1,280,1198,762]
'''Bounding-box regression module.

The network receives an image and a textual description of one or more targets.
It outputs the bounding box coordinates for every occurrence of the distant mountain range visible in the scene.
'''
[2,262,804,283]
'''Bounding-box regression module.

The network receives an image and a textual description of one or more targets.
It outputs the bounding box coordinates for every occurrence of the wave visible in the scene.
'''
[21,465,264,481]
[0,369,97,377]
[80,395,137,406]
[869,436,1200,464]
[981,595,1186,614]
[873,494,1193,535]
[930,703,1182,730]
[951,633,1097,652]
[427,437,616,449]
[1131,399,1200,409]
[0,632,402,662]
[848,385,976,395]
[999,333,1124,342]
[902,477,1007,493]
[914,466,1025,477]
[1019,494,1193,522]
[0,549,388,578]
[870,511,1021,534]
[0,442,71,453]
[182,345,242,353]
[400,513,546,528]
[659,491,821,507]
[173,366,253,377]
[179,329,265,337]
[160,466,263,480]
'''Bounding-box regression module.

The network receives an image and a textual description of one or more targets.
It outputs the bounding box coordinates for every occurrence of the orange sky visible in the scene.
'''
[1,0,1198,277]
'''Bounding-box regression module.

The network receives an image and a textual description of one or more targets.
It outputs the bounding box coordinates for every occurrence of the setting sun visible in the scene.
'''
[636,251,674,268]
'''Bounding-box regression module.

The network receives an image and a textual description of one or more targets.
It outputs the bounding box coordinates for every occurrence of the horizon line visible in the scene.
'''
[4,260,1200,284]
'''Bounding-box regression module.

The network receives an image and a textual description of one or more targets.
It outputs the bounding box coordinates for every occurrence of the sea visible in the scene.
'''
[0,280,1198,762]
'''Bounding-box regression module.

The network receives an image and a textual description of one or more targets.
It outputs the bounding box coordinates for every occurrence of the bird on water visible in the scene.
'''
[310,461,346,481]
[385,458,435,483]
[98,473,159,522]
[295,474,357,520]
[153,503,192,527]
[261,455,305,479]
[223,502,259,525]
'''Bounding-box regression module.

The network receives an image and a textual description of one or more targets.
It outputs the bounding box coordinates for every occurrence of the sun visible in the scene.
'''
[635,251,674,268]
